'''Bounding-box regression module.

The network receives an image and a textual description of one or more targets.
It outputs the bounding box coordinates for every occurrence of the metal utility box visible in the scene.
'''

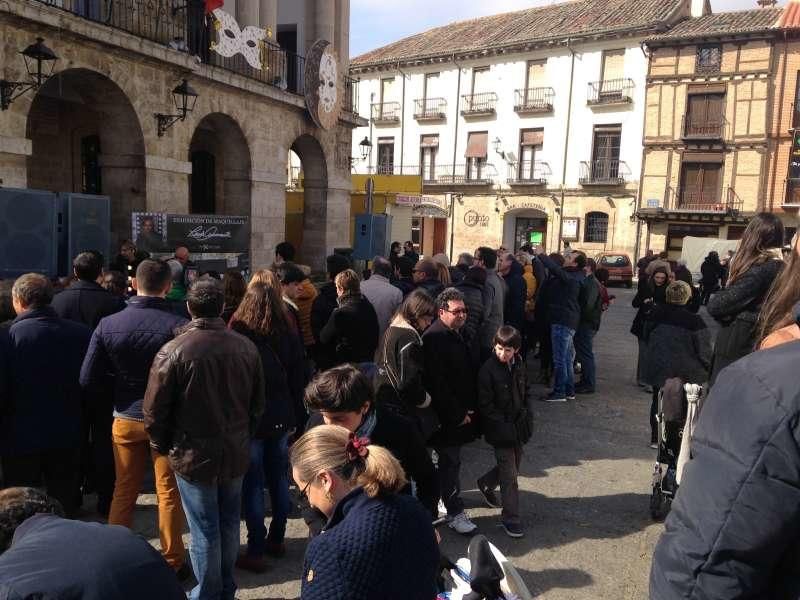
[352,214,392,260]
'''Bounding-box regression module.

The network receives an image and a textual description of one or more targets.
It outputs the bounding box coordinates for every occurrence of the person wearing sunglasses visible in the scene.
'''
[291,425,439,600]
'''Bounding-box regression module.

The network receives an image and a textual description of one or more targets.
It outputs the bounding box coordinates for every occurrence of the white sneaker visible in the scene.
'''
[438,500,448,517]
[448,512,478,535]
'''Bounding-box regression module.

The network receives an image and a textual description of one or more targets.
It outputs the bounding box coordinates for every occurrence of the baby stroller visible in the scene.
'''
[650,379,704,520]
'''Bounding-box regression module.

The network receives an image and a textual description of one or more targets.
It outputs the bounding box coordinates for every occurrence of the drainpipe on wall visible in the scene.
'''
[557,38,577,253]
[368,91,375,172]
[398,62,407,173]
[449,54,463,260]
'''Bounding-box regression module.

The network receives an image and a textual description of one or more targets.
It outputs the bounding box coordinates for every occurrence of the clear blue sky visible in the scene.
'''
[350,0,783,58]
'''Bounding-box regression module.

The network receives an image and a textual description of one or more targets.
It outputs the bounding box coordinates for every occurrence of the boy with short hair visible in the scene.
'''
[476,325,533,538]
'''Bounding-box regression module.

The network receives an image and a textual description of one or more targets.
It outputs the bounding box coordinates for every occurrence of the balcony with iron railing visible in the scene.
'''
[513,88,555,114]
[681,114,728,141]
[371,102,402,125]
[587,78,634,107]
[664,186,743,213]
[507,160,550,186]
[420,163,497,186]
[460,92,498,117]
[579,160,627,185]
[414,97,447,121]
[28,0,362,119]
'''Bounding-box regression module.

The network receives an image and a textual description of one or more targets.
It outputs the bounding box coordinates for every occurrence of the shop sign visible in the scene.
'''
[506,200,548,213]
[132,212,250,253]
[464,210,490,228]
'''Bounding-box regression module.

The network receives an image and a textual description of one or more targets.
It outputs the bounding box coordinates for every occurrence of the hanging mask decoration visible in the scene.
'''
[304,40,341,131]
[210,9,267,70]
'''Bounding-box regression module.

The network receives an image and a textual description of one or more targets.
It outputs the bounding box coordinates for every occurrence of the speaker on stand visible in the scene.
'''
[58,193,111,275]
[0,188,59,279]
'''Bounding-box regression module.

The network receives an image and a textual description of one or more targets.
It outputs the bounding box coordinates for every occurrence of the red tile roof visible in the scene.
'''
[779,0,800,28]
[647,7,783,42]
[350,0,686,71]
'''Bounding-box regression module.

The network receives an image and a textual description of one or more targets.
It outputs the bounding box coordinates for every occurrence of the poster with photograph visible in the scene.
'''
[131,213,168,253]
[131,212,250,253]
[562,217,579,241]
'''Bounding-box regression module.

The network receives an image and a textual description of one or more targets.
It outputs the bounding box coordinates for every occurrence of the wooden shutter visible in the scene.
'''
[465,132,488,158]
[701,164,721,202]
[420,134,439,148]
[520,129,544,146]
[526,60,546,89]
[380,78,396,103]
[601,49,625,81]
[471,67,491,94]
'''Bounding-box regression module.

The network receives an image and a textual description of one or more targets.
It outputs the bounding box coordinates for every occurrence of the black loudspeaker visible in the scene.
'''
[0,188,59,278]
[59,193,111,275]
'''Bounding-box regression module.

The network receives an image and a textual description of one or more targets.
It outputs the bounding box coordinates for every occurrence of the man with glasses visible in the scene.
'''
[422,288,478,534]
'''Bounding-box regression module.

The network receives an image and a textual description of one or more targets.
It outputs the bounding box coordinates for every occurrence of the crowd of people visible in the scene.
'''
[10,219,800,598]
[0,237,613,599]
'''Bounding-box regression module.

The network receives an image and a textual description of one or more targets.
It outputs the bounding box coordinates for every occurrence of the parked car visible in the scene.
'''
[595,252,633,288]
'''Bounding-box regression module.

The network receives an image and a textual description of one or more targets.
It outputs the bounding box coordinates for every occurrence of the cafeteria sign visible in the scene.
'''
[132,212,250,253]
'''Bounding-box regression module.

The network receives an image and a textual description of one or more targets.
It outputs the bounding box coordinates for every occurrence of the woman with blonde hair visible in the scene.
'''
[291,425,439,600]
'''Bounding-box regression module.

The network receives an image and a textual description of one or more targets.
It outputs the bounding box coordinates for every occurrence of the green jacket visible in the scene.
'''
[580,275,603,331]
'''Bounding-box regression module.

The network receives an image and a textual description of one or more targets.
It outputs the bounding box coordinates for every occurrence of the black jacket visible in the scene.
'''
[502,261,527,333]
[311,282,338,369]
[79,296,188,421]
[650,339,800,599]
[392,276,415,298]
[301,487,439,600]
[536,254,583,331]
[143,318,265,483]
[51,280,125,329]
[415,278,445,299]
[700,258,722,289]
[319,293,380,366]
[478,355,529,447]
[707,259,783,384]
[1,307,91,456]
[454,278,487,363]
[374,318,427,415]
[0,514,185,600]
[422,319,478,446]
[630,282,668,339]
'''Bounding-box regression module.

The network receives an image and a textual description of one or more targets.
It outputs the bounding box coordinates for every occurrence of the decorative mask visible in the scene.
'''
[211,9,266,70]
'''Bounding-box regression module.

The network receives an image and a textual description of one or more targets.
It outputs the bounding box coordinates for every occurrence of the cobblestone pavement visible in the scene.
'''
[106,287,679,599]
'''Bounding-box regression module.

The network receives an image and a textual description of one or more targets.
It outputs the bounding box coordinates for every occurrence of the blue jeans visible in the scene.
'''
[574,326,597,390]
[176,475,243,600]
[241,434,290,556]
[551,324,576,397]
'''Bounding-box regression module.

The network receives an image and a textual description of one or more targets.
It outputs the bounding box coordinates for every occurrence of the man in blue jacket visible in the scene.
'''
[534,248,586,402]
[1,274,91,516]
[80,259,189,578]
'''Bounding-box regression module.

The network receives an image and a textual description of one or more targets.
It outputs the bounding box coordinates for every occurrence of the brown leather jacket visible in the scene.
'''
[144,318,265,483]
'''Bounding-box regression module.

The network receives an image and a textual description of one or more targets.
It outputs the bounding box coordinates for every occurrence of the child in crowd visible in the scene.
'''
[476,326,533,538]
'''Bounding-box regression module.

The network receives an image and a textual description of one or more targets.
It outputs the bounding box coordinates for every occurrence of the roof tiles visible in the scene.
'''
[648,7,783,42]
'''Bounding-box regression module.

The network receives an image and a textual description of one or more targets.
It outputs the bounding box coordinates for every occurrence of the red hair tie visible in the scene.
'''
[346,433,370,462]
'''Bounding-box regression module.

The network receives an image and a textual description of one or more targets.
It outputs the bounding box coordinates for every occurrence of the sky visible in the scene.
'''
[350,0,783,58]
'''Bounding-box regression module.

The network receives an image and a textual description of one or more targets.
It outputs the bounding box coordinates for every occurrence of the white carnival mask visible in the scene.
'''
[318,51,338,113]
[211,9,266,70]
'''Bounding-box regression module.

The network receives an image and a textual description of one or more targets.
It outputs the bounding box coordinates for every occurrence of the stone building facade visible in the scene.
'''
[0,0,362,272]
[637,7,787,259]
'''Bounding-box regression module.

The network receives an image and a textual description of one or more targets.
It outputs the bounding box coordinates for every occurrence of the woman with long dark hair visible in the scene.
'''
[631,268,670,389]
[707,213,784,384]
[758,230,800,348]
[221,269,246,324]
[229,271,306,572]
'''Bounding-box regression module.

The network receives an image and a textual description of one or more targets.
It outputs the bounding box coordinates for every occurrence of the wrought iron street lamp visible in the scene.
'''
[155,79,198,137]
[358,136,372,160]
[0,37,59,111]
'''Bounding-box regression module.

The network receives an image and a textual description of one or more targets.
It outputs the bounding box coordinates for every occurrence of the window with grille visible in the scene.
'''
[420,135,438,181]
[518,129,544,180]
[696,45,722,74]
[584,211,609,243]
[81,135,102,194]
[377,138,394,174]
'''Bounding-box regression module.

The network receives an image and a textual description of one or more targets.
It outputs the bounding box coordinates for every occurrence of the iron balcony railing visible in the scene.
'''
[363,165,422,176]
[371,102,402,124]
[682,114,727,140]
[579,160,627,185]
[508,160,550,185]
[513,87,555,113]
[422,163,497,185]
[460,92,498,116]
[343,76,359,118]
[413,97,447,120]
[665,186,743,213]
[587,78,634,106]
[287,166,301,188]
[31,0,319,99]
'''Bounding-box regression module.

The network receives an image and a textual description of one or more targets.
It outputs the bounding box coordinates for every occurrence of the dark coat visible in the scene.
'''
[303,406,439,529]
[700,258,722,290]
[392,276,415,298]
[0,514,185,600]
[707,259,783,384]
[415,277,445,299]
[232,326,306,439]
[311,282,338,369]
[454,278,488,363]
[641,304,712,388]
[650,340,800,599]
[301,487,439,600]
[536,254,583,331]
[319,293,380,366]
[579,274,603,332]
[478,355,529,448]
[143,318,265,483]
[422,319,478,446]
[79,296,188,421]
[502,261,527,333]
[450,265,467,284]
[630,282,668,339]
[51,280,125,329]
[1,307,91,456]
[374,319,427,415]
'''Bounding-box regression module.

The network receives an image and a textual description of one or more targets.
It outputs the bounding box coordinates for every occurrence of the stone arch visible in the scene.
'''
[502,207,549,252]
[188,113,252,216]
[289,133,329,269]
[26,68,147,249]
